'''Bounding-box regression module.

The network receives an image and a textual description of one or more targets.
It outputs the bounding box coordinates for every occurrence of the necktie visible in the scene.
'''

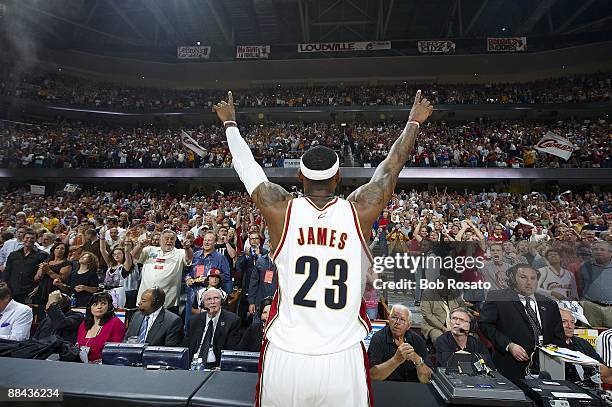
[137,315,149,343]
[199,319,214,359]
[524,297,542,341]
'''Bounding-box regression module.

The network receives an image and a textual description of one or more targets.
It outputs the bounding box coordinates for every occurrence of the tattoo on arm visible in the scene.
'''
[372,124,419,193]
[353,182,385,207]
[252,182,291,208]
[350,123,419,208]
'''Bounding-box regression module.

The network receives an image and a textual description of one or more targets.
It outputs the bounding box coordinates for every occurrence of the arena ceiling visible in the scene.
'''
[3,0,612,54]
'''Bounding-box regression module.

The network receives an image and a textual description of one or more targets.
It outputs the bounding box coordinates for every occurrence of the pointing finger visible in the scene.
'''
[413,90,421,106]
[228,90,233,105]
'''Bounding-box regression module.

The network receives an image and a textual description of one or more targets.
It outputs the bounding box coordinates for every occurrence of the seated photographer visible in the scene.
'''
[238,297,272,352]
[435,307,494,369]
[33,290,83,344]
[368,304,433,383]
[560,307,612,384]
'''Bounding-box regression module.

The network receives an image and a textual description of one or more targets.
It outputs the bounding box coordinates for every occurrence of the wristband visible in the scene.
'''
[407,120,420,128]
[223,120,237,128]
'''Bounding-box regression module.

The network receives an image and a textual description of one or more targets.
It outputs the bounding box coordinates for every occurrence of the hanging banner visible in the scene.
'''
[417,40,456,54]
[487,37,527,52]
[298,41,391,53]
[177,46,211,59]
[64,184,79,193]
[30,185,46,195]
[236,45,270,59]
[535,132,574,160]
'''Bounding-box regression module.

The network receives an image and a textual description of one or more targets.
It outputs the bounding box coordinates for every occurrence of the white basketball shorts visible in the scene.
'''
[256,340,372,407]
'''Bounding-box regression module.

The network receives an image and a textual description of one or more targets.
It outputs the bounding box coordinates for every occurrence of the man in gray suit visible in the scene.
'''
[124,287,183,346]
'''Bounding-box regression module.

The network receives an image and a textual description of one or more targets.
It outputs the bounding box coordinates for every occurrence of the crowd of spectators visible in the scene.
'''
[1,118,609,169]
[2,71,610,111]
[0,184,610,383]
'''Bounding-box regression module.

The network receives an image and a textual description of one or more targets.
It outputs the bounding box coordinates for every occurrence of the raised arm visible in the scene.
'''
[348,91,433,235]
[213,91,292,250]
[99,227,113,267]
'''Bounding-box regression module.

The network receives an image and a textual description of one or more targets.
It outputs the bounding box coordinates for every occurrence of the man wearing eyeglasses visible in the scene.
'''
[435,307,494,368]
[368,304,432,383]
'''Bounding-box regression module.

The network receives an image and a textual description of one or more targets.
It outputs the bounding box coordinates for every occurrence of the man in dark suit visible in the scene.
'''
[124,287,183,346]
[480,263,565,382]
[185,287,241,368]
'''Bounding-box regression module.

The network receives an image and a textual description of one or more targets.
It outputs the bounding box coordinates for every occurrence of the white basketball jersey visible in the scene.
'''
[265,196,372,355]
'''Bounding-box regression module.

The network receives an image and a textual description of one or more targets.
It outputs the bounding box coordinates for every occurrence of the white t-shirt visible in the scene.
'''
[537,265,578,300]
[137,246,192,308]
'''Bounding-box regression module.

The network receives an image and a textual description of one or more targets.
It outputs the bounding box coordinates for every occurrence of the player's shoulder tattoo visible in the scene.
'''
[355,182,385,206]
[253,182,291,208]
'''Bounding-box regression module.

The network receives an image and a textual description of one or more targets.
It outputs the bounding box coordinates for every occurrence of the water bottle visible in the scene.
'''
[190,357,203,371]
[70,293,77,308]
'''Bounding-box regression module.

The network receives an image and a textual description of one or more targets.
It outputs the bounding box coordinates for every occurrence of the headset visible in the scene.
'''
[450,306,478,335]
[150,286,165,310]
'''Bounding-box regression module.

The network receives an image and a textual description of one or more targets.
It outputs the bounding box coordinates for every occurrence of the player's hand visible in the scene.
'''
[213,91,236,123]
[408,90,434,125]
[248,304,256,315]
[508,342,530,362]
[186,277,194,286]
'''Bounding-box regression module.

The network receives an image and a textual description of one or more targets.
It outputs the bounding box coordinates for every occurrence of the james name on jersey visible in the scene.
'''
[296,227,348,249]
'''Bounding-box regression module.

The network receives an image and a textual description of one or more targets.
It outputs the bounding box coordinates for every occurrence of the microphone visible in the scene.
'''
[458,327,470,335]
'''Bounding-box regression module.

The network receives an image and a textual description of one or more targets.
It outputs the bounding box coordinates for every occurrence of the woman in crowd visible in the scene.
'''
[99,229,138,308]
[54,251,100,307]
[34,242,72,320]
[238,297,272,352]
[76,291,126,363]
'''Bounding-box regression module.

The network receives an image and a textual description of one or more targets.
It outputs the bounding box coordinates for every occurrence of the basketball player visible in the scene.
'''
[213,90,433,407]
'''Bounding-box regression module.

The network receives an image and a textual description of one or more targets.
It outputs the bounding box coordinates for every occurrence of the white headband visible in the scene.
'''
[300,154,339,181]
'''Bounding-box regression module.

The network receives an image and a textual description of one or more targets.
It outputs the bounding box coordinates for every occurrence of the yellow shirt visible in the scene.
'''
[43,217,59,231]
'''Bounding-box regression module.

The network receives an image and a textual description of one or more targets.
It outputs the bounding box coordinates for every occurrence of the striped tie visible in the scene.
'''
[137,315,149,344]
[524,297,541,343]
